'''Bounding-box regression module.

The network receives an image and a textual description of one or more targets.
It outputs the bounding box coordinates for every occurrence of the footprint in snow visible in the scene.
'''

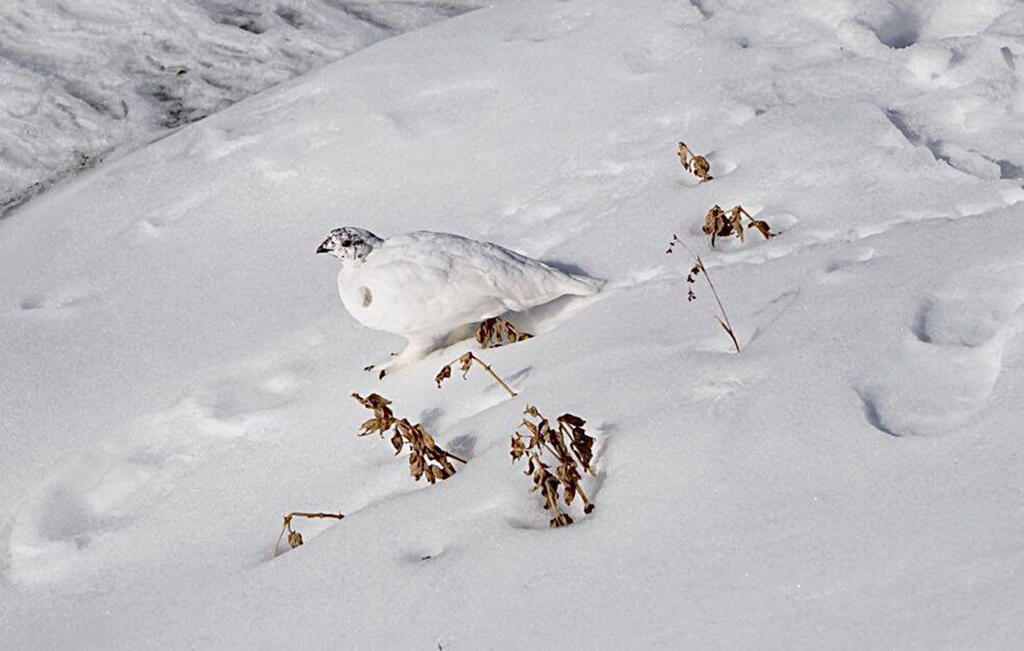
[857,265,1024,437]
[384,83,498,140]
[199,127,262,162]
[18,282,102,313]
[503,8,594,43]
[819,247,876,281]
[5,361,309,583]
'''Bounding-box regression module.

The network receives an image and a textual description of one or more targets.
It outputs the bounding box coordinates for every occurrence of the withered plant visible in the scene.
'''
[272,511,345,558]
[435,351,518,397]
[510,406,596,528]
[667,234,741,353]
[701,204,775,248]
[677,141,713,183]
[353,393,467,483]
[476,316,533,349]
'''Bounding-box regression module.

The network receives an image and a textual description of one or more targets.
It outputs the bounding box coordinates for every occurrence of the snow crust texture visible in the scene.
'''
[0,0,488,215]
[2,0,1024,647]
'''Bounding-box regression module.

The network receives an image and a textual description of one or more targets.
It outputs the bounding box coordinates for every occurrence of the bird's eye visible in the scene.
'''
[341,240,351,247]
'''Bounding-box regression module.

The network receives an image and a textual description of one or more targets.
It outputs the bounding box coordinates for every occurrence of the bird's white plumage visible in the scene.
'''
[318,228,601,373]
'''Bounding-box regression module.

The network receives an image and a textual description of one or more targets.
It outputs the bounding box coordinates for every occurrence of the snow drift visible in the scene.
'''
[1,0,1023,646]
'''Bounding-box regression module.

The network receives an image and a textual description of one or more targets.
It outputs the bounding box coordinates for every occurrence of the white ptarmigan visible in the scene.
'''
[317,227,602,375]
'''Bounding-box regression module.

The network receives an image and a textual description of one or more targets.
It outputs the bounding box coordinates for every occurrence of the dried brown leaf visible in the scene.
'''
[510,406,597,528]
[434,364,452,388]
[749,219,776,239]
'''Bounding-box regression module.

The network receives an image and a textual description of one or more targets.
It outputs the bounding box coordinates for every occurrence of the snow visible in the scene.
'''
[2,0,1024,646]
[0,0,491,216]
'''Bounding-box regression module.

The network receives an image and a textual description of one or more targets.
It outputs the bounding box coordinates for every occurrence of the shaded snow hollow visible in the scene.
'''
[2,0,1024,647]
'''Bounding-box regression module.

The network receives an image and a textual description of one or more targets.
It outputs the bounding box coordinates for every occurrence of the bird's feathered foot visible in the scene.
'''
[366,339,443,379]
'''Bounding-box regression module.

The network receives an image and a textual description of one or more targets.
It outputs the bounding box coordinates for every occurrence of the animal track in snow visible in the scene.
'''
[7,361,309,583]
[199,127,263,162]
[621,31,684,76]
[689,0,714,21]
[18,282,102,313]
[820,247,876,281]
[125,190,215,243]
[862,5,920,50]
[384,83,498,140]
[685,370,764,418]
[503,8,594,42]
[857,265,1024,437]
[705,152,738,177]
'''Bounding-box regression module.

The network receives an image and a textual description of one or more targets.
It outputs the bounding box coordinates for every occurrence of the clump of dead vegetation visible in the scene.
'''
[667,235,741,353]
[476,316,533,348]
[435,351,518,397]
[510,406,596,528]
[701,204,775,248]
[677,141,713,183]
[272,511,345,557]
[353,392,467,483]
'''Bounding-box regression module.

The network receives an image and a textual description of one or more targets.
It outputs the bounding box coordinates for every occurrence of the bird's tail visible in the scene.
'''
[566,273,604,296]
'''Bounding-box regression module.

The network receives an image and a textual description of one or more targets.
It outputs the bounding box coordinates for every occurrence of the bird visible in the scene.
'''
[316,227,602,376]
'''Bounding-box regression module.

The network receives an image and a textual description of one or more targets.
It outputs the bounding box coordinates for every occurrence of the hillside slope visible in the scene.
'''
[2,0,1024,646]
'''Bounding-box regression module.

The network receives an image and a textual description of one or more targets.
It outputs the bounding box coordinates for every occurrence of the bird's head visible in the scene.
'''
[316,227,383,266]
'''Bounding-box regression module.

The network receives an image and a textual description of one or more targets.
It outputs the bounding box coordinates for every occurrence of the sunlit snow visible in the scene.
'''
[1,0,1024,646]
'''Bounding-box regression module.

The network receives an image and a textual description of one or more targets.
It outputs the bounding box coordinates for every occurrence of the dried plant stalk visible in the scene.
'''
[701,204,775,248]
[476,316,533,349]
[272,511,345,557]
[666,235,741,353]
[510,406,596,528]
[435,352,518,397]
[677,141,713,182]
[353,393,467,483]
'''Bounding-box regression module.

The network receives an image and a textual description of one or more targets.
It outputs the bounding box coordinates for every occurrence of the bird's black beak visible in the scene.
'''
[316,241,330,255]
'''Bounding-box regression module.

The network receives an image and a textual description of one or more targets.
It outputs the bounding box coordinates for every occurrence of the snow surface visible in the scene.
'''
[0,0,490,216]
[2,0,1024,646]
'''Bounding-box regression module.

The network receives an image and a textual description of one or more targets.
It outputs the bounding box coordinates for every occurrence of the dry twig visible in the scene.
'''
[435,352,518,397]
[272,511,345,557]
[510,406,596,528]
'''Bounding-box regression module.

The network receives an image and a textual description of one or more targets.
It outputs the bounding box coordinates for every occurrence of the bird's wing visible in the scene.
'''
[345,235,502,335]
[387,231,599,312]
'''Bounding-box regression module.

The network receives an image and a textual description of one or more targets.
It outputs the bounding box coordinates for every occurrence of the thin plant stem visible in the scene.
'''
[286,512,346,521]
[444,450,469,464]
[444,352,518,396]
[670,236,741,354]
[473,355,518,396]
